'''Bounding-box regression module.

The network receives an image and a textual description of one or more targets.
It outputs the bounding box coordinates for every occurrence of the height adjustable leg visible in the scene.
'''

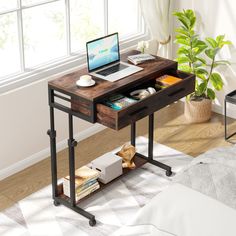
[68,114,77,207]
[148,114,154,161]
[136,113,173,177]
[131,122,136,147]
[66,114,96,226]
[47,106,59,205]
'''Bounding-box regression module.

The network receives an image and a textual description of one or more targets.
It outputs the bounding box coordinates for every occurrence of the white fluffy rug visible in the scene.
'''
[0,137,192,236]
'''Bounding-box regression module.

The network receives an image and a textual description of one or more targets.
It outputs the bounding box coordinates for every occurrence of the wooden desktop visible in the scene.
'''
[47,50,195,226]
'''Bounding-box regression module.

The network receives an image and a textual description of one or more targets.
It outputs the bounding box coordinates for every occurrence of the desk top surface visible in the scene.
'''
[48,50,177,101]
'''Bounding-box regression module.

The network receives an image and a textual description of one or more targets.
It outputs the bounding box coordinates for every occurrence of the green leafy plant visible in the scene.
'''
[173,9,231,100]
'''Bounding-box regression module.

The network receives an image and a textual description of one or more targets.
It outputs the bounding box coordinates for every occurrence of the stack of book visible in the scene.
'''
[127,53,155,65]
[63,166,100,202]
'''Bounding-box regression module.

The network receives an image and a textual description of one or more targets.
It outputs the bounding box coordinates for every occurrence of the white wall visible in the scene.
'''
[173,0,236,118]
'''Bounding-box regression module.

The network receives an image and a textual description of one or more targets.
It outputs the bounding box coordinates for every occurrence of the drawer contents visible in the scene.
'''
[96,70,195,130]
[103,94,137,110]
[117,144,136,169]
[91,153,122,184]
[63,166,100,202]
[130,87,156,100]
[155,74,182,89]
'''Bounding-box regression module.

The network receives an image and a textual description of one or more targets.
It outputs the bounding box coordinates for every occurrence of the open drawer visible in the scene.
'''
[96,70,195,130]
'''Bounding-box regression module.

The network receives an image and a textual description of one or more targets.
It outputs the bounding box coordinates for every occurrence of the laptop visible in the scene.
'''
[86,33,143,82]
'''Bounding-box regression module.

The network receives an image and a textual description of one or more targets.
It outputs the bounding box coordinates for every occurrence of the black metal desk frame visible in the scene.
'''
[47,87,172,227]
[225,90,236,141]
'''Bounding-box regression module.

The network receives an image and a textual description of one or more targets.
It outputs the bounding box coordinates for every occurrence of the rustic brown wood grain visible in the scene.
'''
[49,50,177,102]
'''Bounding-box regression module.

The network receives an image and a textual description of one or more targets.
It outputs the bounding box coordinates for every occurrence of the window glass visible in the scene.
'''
[0,0,17,12]
[23,1,66,67]
[22,0,52,6]
[0,13,20,77]
[70,0,104,52]
[108,0,139,38]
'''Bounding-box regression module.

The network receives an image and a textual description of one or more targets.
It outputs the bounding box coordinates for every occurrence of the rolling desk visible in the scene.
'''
[47,50,195,226]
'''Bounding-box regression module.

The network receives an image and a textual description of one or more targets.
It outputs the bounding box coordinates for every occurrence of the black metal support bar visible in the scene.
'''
[68,114,77,207]
[131,122,136,147]
[136,152,172,176]
[47,88,58,199]
[225,99,227,140]
[54,197,95,222]
[148,114,154,161]
[136,112,172,177]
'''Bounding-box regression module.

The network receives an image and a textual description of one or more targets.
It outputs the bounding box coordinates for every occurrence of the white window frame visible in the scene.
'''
[0,0,149,94]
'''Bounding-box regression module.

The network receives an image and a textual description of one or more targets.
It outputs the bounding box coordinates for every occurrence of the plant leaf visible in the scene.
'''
[176,56,190,63]
[196,82,206,96]
[207,88,215,100]
[176,34,188,40]
[175,38,190,46]
[206,37,217,48]
[216,35,225,44]
[175,28,189,36]
[195,68,208,74]
[178,17,190,30]
[215,60,231,65]
[192,39,206,48]
[195,57,206,65]
[209,73,224,90]
[177,46,189,55]
[205,49,215,59]
[196,73,207,81]
[178,64,192,73]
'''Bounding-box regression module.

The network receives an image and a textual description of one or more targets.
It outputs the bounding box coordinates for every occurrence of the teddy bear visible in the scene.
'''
[117,144,136,169]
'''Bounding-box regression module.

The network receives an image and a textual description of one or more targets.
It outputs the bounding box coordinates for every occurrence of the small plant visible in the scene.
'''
[137,40,149,54]
[173,9,231,100]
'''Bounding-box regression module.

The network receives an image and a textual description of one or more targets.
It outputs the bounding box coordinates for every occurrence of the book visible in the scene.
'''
[103,94,137,110]
[128,53,155,65]
[63,166,100,192]
[75,182,100,202]
[63,178,97,197]
[155,75,182,89]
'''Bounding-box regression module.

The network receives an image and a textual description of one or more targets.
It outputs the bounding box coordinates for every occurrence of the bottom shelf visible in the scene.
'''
[56,154,147,204]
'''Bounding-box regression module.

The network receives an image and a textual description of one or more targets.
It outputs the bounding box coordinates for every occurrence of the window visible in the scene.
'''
[0,0,146,91]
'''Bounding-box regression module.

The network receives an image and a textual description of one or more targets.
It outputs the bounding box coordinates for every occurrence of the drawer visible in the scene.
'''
[96,70,195,130]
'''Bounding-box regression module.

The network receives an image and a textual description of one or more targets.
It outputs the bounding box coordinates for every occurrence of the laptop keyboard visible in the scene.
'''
[97,63,128,76]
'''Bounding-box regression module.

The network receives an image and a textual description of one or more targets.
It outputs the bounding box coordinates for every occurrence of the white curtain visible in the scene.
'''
[140,0,172,58]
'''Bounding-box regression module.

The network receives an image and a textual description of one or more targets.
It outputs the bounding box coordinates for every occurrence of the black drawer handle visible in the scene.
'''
[168,88,185,97]
[129,106,148,116]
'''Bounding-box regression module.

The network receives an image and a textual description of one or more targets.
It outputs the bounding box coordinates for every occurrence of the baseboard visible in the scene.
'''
[0,124,105,181]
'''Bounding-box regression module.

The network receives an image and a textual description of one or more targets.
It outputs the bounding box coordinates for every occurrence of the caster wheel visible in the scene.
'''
[89,219,96,227]
[166,170,172,177]
[53,200,60,206]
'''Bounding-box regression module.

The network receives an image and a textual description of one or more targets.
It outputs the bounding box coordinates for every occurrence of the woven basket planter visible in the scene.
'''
[184,98,212,123]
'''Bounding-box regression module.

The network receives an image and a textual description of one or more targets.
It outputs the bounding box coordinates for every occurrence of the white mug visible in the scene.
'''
[79,75,92,85]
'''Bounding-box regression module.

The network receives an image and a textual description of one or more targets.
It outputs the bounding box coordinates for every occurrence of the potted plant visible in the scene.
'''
[173,9,231,123]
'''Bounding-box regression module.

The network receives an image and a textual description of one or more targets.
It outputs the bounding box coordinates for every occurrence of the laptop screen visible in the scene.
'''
[86,33,120,72]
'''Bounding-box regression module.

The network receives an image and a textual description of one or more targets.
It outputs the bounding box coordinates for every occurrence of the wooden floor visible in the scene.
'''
[1,101,236,211]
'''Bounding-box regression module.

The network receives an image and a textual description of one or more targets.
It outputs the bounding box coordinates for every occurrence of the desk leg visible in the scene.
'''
[47,105,59,205]
[224,99,227,140]
[148,114,154,160]
[131,122,136,147]
[66,114,96,226]
[68,114,77,206]
[140,113,172,177]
